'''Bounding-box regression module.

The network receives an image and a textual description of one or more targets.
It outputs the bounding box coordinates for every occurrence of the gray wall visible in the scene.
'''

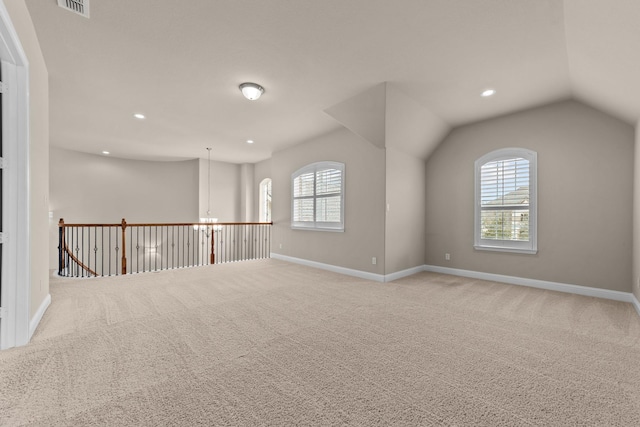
[197,158,241,222]
[385,148,426,273]
[50,148,200,267]
[271,127,386,274]
[51,147,199,223]
[425,100,634,292]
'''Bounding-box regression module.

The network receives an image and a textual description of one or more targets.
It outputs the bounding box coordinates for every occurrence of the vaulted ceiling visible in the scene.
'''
[24,0,640,163]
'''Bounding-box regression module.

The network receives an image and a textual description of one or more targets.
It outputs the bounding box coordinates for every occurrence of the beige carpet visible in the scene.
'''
[1,259,639,426]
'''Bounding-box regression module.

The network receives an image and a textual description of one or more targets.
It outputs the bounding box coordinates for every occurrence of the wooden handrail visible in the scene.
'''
[62,240,98,277]
[58,218,98,277]
[59,221,274,227]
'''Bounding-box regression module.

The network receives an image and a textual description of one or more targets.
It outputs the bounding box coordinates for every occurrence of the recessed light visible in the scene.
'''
[102,151,110,155]
[133,113,145,119]
[246,139,254,144]
[481,89,496,97]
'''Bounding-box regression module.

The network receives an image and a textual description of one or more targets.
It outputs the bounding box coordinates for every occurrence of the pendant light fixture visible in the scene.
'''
[206,147,212,218]
[197,147,217,228]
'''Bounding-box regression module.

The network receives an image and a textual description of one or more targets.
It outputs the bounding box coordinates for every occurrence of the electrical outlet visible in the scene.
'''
[445,253,451,261]
[372,257,377,265]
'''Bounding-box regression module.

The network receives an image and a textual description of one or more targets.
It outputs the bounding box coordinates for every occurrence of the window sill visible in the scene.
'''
[474,245,537,255]
[291,225,344,233]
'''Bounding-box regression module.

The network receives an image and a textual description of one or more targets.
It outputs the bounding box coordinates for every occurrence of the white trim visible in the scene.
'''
[29,294,50,339]
[424,265,638,305]
[384,265,425,282]
[632,293,640,317]
[271,253,385,282]
[291,161,345,232]
[271,254,427,283]
[474,148,537,254]
[473,245,537,255]
[0,2,31,350]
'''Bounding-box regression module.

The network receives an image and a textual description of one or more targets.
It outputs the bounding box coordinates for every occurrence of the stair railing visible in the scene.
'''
[58,218,273,278]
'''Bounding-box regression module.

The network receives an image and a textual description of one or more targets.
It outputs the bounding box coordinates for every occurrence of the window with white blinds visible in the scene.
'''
[474,148,537,253]
[292,161,345,231]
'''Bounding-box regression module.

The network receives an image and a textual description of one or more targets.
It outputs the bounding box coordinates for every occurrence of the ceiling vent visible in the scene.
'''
[57,0,89,18]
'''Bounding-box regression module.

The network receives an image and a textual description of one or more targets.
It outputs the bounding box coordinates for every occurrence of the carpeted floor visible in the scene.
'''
[1,259,639,426]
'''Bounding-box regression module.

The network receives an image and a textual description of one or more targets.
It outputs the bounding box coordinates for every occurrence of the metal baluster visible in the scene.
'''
[58,221,63,276]
[108,226,112,276]
[234,225,237,262]
[100,227,104,276]
[94,227,98,276]
[186,226,190,267]
[154,226,158,271]
[136,226,140,273]
[178,225,181,268]
[83,227,86,277]
[200,227,205,266]
[142,226,145,273]
[129,227,133,275]
[115,227,119,276]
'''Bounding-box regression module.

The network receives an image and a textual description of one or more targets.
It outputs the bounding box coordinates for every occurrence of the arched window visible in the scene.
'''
[259,178,272,222]
[474,148,537,254]
[291,161,345,231]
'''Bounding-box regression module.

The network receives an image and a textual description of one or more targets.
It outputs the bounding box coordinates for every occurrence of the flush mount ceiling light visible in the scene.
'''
[481,89,496,97]
[101,151,110,155]
[133,113,145,119]
[239,83,264,101]
[246,139,254,144]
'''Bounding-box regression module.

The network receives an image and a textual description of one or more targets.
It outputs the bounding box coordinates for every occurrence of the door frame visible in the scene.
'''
[0,1,31,350]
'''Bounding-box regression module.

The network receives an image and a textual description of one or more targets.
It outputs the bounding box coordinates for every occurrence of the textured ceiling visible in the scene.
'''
[23,0,640,163]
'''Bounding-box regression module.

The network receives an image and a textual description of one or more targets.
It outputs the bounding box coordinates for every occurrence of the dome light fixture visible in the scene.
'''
[133,113,146,119]
[239,82,264,101]
[481,89,496,97]
[246,139,254,144]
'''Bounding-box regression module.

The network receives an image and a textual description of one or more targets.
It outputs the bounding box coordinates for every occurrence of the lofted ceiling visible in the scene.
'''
[24,0,640,163]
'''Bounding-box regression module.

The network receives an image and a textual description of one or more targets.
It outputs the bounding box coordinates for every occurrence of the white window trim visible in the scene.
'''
[291,161,345,232]
[474,147,537,254]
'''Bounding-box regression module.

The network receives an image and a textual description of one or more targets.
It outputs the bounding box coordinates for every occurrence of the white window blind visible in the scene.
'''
[292,162,345,231]
[474,148,537,254]
[480,157,530,242]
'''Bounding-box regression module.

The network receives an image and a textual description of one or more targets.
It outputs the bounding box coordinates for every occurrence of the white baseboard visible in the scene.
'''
[384,265,425,282]
[632,293,640,317]
[424,265,638,306]
[271,253,386,282]
[271,254,430,283]
[29,293,51,339]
